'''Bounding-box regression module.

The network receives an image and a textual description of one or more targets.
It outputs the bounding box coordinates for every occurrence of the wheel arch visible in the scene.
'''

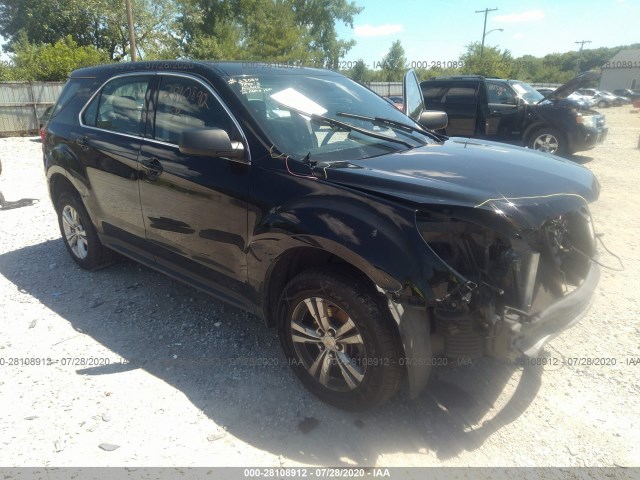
[49,172,80,207]
[523,121,550,145]
[262,245,394,328]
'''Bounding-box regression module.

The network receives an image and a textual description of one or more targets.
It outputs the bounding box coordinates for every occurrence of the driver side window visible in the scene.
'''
[154,76,236,145]
[487,82,517,105]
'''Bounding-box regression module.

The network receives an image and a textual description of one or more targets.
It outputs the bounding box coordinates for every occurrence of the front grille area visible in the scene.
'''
[527,208,596,315]
[419,206,597,359]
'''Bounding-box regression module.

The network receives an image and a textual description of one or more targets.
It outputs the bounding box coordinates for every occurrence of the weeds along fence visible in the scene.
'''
[0,82,65,136]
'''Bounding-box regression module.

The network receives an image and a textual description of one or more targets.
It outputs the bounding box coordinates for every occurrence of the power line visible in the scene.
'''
[575,40,591,75]
[476,8,498,59]
[125,0,137,62]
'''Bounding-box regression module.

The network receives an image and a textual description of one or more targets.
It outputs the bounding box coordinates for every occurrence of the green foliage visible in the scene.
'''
[0,60,17,81]
[349,59,369,84]
[11,35,110,81]
[238,0,310,63]
[459,42,515,78]
[0,0,180,61]
[379,40,407,81]
[290,0,362,68]
[179,0,361,66]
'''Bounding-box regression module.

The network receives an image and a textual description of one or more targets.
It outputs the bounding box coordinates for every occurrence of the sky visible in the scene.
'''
[335,0,640,67]
[1,0,638,64]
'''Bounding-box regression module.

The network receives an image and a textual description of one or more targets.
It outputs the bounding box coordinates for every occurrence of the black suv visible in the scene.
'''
[44,62,601,409]
[421,73,608,156]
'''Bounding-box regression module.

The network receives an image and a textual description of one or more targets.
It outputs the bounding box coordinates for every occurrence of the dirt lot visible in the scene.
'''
[0,107,639,471]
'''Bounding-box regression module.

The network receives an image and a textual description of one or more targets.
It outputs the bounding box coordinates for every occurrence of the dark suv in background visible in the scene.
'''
[421,72,607,156]
[43,62,601,409]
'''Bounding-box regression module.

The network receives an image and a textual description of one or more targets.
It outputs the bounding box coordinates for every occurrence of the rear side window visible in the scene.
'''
[423,82,478,105]
[153,76,236,145]
[82,75,152,136]
[50,78,95,120]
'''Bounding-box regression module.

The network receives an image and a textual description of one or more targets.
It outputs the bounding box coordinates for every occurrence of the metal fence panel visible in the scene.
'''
[367,82,403,96]
[0,82,65,135]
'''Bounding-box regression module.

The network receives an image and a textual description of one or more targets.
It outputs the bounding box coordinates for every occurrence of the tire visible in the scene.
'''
[597,100,608,108]
[528,128,565,155]
[56,191,116,270]
[278,267,403,410]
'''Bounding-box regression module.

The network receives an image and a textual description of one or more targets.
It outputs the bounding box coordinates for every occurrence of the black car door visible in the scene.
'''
[423,81,479,136]
[77,74,153,253]
[137,73,251,307]
[482,81,523,141]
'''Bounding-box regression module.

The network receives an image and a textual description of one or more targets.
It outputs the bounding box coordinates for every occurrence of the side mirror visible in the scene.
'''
[402,69,425,121]
[418,111,448,131]
[179,127,245,161]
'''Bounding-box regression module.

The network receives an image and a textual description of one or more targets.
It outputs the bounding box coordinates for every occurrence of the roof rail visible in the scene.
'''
[432,75,486,80]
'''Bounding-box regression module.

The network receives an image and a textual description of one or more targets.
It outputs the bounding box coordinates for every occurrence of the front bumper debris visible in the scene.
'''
[518,262,600,356]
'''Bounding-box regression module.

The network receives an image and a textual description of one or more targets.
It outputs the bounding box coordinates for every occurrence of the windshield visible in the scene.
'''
[226,73,433,162]
[511,81,545,104]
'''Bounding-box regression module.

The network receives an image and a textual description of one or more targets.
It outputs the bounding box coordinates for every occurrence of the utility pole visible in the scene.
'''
[125,0,137,61]
[575,40,591,75]
[476,7,498,59]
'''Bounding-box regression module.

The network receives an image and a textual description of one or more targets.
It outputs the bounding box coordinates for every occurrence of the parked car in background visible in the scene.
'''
[566,92,596,109]
[421,72,607,155]
[599,90,629,106]
[577,89,624,107]
[541,89,594,110]
[602,90,631,105]
[535,87,554,96]
[383,95,404,110]
[43,62,602,409]
[613,89,640,101]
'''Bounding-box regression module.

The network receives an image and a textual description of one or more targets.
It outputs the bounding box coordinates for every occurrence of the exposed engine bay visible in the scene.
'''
[418,205,599,361]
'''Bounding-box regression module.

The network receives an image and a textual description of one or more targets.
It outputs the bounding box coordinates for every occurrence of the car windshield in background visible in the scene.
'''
[511,81,545,104]
[227,73,434,161]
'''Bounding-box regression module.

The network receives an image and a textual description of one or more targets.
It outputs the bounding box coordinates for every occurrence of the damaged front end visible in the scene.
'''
[417,202,600,362]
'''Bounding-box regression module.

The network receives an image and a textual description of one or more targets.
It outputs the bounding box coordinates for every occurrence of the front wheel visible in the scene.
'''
[529,129,565,155]
[278,268,403,410]
[56,191,116,270]
[597,100,608,108]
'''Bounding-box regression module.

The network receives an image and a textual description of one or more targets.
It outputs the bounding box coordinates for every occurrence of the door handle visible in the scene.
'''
[140,157,163,176]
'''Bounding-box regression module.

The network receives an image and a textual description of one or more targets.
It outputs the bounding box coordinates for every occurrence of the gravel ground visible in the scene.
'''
[0,107,639,470]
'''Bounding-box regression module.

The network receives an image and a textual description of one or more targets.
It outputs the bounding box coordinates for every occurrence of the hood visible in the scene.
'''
[315,138,599,229]
[537,70,600,104]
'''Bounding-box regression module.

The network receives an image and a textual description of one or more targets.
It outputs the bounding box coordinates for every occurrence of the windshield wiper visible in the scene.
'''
[272,102,416,148]
[336,111,444,141]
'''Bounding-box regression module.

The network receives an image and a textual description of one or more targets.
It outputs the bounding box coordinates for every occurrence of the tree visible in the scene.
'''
[10,35,110,81]
[179,0,362,65]
[178,0,243,59]
[459,42,515,78]
[380,40,407,81]
[238,0,309,63]
[290,0,362,68]
[0,0,179,61]
[349,59,369,83]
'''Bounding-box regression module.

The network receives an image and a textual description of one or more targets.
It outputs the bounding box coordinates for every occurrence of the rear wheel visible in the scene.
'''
[597,100,608,108]
[278,268,403,410]
[529,129,565,155]
[56,191,116,270]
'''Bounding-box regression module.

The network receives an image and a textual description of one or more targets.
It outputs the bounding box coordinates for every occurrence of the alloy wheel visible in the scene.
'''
[61,205,89,259]
[290,297,367,391]
[532,133,559,154]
